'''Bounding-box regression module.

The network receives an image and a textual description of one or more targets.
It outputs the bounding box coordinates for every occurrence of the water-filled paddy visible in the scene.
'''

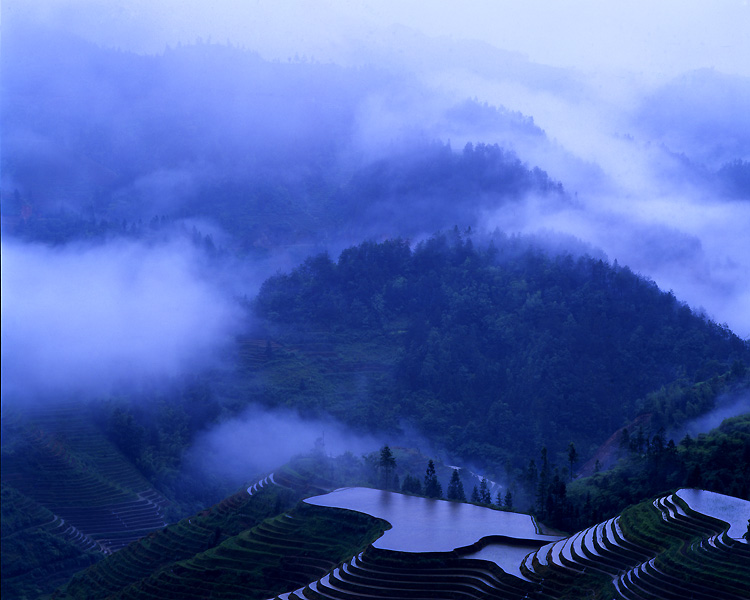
[462,542,538,579]
[676,488,750,539]
[305,487,561,553]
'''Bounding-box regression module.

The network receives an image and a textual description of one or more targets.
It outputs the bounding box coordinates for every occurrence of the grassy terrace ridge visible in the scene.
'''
[53,483,300,600]
[613,492,750,600]
[509,489,749,599]
[1,405,160,512]
[54,494,387,600]
[50,455,373,599]
[1,484,103,600]
[42,459,750,600]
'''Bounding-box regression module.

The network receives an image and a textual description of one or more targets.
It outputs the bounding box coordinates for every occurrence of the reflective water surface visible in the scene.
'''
[305,487,561,553]
[462,542,538,579]
[676,488,750,539]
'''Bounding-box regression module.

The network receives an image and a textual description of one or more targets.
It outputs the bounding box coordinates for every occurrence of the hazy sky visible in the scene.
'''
[6,0,750,78]
[2,0,748,483]
[2,0,748,394]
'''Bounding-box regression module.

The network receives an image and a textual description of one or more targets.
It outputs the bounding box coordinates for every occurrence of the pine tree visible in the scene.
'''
[536,446,551,519]
[526,459,538,490]
[567,442,578,481]
[401,474,422,495]
[479,478,492,504]
[504,490,513,509]
[446,469,466,501]
[471,485,480,503]
[424,460,442,498]
[536,447,550,518]
[379,445,396,489]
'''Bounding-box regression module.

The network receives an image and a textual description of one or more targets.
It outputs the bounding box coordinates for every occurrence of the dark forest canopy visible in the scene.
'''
[5,136,564,252]
[255,233,749,469]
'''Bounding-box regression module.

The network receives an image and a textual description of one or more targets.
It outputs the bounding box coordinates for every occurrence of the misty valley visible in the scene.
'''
[2,7,750,600]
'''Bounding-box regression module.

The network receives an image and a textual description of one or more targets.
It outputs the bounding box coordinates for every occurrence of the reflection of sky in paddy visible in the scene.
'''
[676,489,750,539]
[305,487,561,553]
[462,543,538,579]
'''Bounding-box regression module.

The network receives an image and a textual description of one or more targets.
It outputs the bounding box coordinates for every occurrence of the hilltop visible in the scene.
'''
[251,233,749,470]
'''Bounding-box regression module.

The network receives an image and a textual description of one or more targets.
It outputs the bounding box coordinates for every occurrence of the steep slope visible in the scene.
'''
[2,403,169,550]
[53,456,388,600]
[252,234,750,469]
[2,27,561,252]
[61,480,747,600]
[0,403,171,597]
[0,484,101,599]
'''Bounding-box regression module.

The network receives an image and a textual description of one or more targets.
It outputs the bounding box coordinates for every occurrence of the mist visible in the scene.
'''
[184,404,445,490]
[1,238,240,401]
[671,390,750,441]
[7,0,745,337]
[2,2,749,446]
[186,406,371,485]
[2,10,750,570]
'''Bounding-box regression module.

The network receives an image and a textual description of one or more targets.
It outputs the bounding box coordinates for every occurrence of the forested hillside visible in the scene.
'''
[3,13,750,600]
[560,413,750,531]
[254,233,749,469]
[2,27,556,252]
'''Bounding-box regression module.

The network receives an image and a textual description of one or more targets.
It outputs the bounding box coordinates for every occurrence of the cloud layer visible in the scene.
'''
[1,239,240,400]
[185,405,385,486]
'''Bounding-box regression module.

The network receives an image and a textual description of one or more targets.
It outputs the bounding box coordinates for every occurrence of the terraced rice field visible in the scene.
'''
[305,487,560,552]
[1,483,103,598]
[278,488,750,600]
[48,470,749,600]
[53,457,381,600]
[1,403,169,554]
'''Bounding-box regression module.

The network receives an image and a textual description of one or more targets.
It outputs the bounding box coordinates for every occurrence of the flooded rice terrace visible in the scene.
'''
[676,489,750,538]
[461,542,540,578]
[305,487,561,553]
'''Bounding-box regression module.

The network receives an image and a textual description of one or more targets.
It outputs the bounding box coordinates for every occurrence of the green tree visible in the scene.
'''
[401,474,422,495]
[567,442,578,481]
[424,460,442,498]
[446,469,466,501]
[536,447,550,518]
[479,478,492,504]
[379,445,397,490]
[504,490,513,509]
[619,428,630,452]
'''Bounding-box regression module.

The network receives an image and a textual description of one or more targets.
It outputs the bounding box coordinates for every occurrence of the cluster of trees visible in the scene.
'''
[2,140,564,258]
[638,361,747,431]
[3,194,221,253]
[520,446,574,528]
[406,463,515,510]
[519,413,750,533]
[339,141,564,237]
[374,447,443,499]
[374,446,514,511]
[96,380,226,515]
[4,27,562,255]
[256,233,749,472]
